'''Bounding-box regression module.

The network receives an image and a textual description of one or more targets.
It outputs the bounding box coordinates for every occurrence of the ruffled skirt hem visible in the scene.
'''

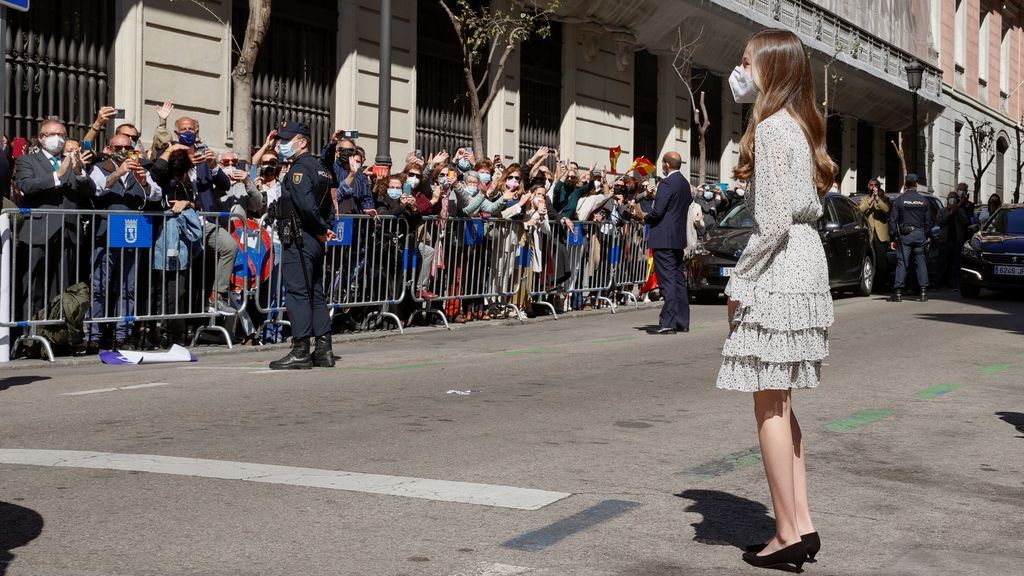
[716,358,822,391]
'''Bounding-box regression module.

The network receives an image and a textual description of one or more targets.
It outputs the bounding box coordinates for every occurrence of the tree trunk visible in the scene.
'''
[697,128,706,185]
[470,102,485,161]
[891,132,906,190]
[231,0,273,156]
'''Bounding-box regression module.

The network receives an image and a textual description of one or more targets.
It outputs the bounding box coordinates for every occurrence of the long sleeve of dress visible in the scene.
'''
[732,120,793,282]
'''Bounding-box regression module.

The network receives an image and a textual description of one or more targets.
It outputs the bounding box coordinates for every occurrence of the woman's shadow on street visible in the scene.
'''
[0,502,44,576]
[676,489,775,549]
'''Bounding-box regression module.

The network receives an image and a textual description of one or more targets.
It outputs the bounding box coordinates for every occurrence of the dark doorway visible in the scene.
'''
[520,22,562,168]
[857,120,875,194]
[633,50,659,167]
[826,115,843,185]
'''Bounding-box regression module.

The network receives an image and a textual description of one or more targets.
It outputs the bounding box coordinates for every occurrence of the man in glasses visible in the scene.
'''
[218,151,261,220]
[86,133,163,352]
[14,119,96,324]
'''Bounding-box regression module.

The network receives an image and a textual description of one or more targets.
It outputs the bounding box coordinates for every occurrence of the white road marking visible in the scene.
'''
[63,387,119,396]
[451,563,534,576]
[62,383,170,396]
[0,449,571,511]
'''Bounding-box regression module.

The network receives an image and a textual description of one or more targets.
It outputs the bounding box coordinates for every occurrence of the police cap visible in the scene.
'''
[277,121,311,140]
[905,173,919,184]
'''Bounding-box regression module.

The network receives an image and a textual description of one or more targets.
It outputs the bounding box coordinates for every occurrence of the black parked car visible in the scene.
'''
[960,205,1024,297]
[689,193,874,300]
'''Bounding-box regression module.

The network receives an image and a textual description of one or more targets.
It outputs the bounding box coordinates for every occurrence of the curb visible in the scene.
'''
[1,300,663,370]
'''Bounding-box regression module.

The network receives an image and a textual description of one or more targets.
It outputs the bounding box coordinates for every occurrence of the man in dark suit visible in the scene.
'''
[631,151,692,334]
[14,119,96,321]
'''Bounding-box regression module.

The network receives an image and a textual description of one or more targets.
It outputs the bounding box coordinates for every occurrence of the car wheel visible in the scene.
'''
[960,282,981,298]
[854,256,875,297]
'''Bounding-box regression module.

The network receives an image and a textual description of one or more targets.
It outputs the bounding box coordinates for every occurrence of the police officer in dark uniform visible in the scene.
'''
[269,122,337,369]
[888,173,933,303]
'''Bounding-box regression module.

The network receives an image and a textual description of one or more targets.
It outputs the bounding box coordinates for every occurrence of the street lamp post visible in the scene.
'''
[906,60,925,178]
[375,0,393,168]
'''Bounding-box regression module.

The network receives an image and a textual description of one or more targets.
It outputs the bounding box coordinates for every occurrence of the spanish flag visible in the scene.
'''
[609,146,622,173]
[639,249,658,296]
[629,156,657,178]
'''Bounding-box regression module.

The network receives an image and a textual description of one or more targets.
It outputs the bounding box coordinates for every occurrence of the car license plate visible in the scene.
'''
[720,267,733,277]
[993,265,1024,276]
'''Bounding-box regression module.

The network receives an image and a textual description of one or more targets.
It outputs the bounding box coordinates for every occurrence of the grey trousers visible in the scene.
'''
[202,221,238,295]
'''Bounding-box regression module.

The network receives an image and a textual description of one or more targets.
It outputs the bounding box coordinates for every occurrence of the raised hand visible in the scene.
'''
[156,101,174,123]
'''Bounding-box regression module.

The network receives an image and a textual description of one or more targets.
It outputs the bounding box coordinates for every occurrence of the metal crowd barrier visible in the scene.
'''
[0,207,654,363]
[409,217,525,326]
[0,208,245,362]
[322,214,410,333]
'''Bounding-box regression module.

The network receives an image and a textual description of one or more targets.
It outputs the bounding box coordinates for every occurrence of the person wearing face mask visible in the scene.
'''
[150,116,237,316]
[322,135,376,218]
[218,152,261,220]
[716,30,836,571]
[268,122,337,370]
[86,134,163,352]
[693,183,720,231]
[14,119,97,323]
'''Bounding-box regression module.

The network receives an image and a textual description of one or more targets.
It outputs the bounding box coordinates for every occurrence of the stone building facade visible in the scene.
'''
[4,0,1023,202]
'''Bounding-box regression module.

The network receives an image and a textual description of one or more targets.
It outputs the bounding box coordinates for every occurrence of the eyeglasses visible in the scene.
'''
[111,145,134,151]
[220,160,238,167]
[259,162,278,168]
[40,132,66,138]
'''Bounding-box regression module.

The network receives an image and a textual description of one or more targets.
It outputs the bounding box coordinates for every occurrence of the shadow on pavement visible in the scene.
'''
[995,412,1024,436]
[913,291,1024,335]
[0,376,51,393]
[675,489,775,549]
[0,502,44,576]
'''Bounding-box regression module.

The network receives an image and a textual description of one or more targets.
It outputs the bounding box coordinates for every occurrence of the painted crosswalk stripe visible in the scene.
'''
[0,449,571,511]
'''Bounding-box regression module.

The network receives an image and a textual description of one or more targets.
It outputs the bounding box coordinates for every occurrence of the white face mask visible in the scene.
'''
[729,66,759,104]
[43,135,66,155]
[406,175,420,189]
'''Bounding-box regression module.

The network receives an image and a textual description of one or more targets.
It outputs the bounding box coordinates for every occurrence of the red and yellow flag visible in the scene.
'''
[609,146,622,174]
[629,156,657,178]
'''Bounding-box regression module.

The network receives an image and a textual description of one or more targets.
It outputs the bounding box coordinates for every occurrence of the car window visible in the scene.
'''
[718,203,754,228]
[983,207,1024,235]
[823,198,841,224]
[832,197,859,226]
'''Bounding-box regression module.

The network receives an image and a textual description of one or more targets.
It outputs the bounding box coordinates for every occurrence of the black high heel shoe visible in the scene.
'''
[742,540,807,571]
[746,531,820,561]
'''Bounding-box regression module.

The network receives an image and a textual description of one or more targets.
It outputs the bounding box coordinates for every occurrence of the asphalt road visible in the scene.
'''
[1,289,1022,576]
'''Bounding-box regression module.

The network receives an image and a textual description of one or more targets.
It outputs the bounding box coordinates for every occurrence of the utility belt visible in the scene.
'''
[899,225,920,235]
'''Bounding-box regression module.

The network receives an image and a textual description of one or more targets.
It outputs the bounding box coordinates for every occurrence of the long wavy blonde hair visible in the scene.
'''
[733,29,836,196]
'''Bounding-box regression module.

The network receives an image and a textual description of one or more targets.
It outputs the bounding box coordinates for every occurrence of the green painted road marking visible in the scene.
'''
[352,362,442,371]
[501,348,553,356]
[915,383,964,399]
[978,363,1013,376]
[824,409,894,431]
[591,336,638,344]
[682,447,762,477]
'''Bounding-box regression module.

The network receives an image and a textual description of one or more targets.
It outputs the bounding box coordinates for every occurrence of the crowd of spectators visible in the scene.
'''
[3,103,1008,358]
[2,105,719,357]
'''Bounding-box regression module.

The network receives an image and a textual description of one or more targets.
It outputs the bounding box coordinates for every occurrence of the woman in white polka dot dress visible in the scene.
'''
[716,29,836,570]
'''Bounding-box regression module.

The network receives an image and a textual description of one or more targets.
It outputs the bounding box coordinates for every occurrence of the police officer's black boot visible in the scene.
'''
[889,289,902,303]
[269,337,313,370]
[919,288,928,302]
[312,335,336,368]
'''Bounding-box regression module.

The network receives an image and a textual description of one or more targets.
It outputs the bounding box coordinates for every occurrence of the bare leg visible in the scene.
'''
[753,389,801,555]
[791,409,815,535]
